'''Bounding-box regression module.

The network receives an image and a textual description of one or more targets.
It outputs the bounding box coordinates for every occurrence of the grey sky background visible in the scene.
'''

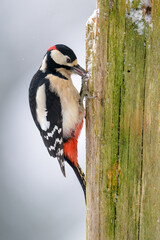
[0,0,96,239]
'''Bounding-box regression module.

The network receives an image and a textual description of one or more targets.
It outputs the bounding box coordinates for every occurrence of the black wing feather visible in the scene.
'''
[29,74,65,176]
[40,80,66,176]
[41,81,62,154]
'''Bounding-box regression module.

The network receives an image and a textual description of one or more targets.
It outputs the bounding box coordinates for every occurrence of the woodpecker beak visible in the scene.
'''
[72,64,87,77]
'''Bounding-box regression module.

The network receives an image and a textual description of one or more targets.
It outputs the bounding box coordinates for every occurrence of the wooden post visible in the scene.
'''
[86,1,160,239]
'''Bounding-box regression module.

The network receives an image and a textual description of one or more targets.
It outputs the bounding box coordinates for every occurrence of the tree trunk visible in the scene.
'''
[86,1,160,239]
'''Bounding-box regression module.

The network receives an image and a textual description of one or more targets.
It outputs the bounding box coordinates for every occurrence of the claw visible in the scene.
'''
[86,95,97,99]
[82,74,89,83]
[80,75,96,103]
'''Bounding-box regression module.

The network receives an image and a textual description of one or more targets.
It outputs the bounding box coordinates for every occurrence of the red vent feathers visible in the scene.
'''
[64,119,83,167]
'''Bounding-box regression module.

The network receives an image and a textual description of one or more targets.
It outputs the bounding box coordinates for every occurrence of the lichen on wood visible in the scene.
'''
[86,0,160,240]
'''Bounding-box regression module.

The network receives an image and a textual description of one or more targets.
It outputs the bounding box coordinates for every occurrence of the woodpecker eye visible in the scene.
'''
[66,58,71,63]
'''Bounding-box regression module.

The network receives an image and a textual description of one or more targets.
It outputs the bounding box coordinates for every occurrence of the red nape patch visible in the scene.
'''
[48,45,57,52]
[64,120,83,167]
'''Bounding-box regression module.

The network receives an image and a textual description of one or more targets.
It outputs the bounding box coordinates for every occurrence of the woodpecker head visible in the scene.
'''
[40,44,87,77]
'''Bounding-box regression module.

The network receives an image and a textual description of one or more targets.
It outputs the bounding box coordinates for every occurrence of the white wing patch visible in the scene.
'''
[44,125,62,140]
[36,84,50,131]
[57,148,64,156]
[48,137,63,151]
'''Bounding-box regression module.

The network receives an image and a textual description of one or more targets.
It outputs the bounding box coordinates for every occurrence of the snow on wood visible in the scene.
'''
[86,8,99,76]
[126,0,152,35]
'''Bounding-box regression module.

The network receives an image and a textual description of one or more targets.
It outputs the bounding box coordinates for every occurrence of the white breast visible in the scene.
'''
[61,87,79,137]
[47,74,83,138]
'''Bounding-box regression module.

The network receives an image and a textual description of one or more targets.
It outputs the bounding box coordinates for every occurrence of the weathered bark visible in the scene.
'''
[86,1,160,239]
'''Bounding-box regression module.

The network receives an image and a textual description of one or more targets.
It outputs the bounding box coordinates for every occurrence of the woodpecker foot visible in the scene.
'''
[80,75,96,103]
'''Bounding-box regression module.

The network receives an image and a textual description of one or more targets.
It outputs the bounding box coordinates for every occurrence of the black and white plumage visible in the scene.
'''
[29,44,87,196]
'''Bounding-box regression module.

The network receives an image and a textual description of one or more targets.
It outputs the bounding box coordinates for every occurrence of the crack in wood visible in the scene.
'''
[113,16,126,237]
[138,35,147,240]
[114,86,122,238]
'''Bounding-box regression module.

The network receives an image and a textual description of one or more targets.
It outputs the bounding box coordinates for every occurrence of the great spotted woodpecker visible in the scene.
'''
[29,44,87,198]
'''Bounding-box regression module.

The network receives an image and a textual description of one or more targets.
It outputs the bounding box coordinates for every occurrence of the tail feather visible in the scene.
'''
[58,158,66,177]
[65,157,86,200]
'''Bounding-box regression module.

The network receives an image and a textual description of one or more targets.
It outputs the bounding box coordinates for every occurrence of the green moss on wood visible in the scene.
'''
[86,1,160,240]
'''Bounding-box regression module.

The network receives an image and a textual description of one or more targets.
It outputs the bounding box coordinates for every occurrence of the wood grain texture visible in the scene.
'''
[86,1,160,239]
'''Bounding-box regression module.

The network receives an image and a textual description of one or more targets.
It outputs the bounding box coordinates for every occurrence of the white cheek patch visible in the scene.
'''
[50,50,72,66]
[36,84,50,131]
[50,50,65,65]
